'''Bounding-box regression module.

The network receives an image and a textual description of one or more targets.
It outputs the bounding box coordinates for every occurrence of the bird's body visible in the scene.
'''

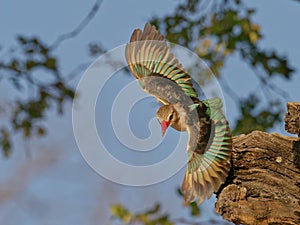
[125,23,232,205]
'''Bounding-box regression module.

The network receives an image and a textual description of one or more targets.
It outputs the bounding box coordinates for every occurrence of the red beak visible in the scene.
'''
[161,120,170,137]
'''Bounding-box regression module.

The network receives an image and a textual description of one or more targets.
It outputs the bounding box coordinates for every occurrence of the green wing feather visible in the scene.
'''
[125,23,198,99]
[126,24,232,205]
[182,98,232,205]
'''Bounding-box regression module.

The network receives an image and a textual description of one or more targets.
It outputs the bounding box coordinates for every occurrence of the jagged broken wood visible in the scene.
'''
[215,102,300,225]
[285,102,300,136]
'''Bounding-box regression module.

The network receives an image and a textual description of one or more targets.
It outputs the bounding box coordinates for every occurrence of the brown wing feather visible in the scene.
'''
[182,98,232,205]
[125,24,232,206]
[125,23,198,99]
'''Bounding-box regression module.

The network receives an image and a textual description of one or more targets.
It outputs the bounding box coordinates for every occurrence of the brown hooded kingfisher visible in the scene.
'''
[125,23,232,205]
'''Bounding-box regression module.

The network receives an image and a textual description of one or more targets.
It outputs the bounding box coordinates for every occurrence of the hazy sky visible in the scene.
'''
[0,0,300,224]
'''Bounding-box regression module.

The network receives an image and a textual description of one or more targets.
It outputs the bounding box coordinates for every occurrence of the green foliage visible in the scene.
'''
[109,194,231,225]
[0,36,74,156]
[110,203,174,225]
[151,0,294,135]
[88,42,105,57]
[110,189,232,224]
[0,128,11,157]
[0,0,296,224]
[177,188,200,217]
[151,0,294,79]
[0,0,294,155]
[232,95,282,135]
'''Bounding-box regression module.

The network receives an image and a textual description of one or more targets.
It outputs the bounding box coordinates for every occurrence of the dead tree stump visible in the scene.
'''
[215,102,300,225]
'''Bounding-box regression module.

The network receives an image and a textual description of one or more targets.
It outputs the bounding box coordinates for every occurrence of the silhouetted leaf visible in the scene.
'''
[0,128,11,157]
[233,94,282,135]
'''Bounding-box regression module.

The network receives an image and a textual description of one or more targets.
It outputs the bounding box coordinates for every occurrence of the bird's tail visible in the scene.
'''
[182,97,232,205]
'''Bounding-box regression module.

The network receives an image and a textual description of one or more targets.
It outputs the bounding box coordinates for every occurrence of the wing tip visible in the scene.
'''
[181,158,231,205]
[129,22,161,43]
[125,23,199,98]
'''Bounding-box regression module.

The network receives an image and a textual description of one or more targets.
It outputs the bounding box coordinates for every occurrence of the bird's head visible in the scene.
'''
[156,105,182,136]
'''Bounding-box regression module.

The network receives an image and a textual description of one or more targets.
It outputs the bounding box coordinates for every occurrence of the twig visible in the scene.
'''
[173,218,199,225]
[65,61,92,83]
[50,0,103,49]
[219,76,241,104]
[173,218,231,225]
[253,68,291,101]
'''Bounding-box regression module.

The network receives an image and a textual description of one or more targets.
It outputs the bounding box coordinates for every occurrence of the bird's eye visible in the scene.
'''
[168,113,173,121]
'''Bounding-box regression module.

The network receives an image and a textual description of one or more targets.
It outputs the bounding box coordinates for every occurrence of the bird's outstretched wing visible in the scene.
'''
[183,98,232,205]
[126,23,232,205]
[125,22,198,102]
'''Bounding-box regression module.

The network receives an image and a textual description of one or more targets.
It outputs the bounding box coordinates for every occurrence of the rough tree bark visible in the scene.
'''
[215,102,300,225]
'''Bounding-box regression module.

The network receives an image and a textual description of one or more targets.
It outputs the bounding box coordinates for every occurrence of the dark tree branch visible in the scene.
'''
[253,68,291,101]
[50,0,103,49]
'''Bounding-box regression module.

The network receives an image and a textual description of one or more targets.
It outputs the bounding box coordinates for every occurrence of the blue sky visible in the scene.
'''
[0,0,300,224]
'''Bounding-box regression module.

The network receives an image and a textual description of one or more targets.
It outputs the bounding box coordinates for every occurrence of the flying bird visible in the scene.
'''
[125,23,232,205]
